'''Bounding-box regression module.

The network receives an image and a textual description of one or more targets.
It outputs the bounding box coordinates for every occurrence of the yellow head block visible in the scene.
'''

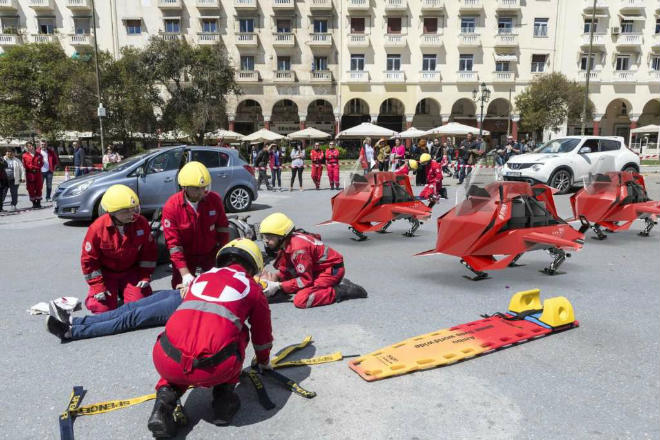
[508,289,542,314]
[539,297,575,328]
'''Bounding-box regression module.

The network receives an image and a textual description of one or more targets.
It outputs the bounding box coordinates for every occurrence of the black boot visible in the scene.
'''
[147,386,179,438]
[36,199,42,208]
[335,279,368,303]
[31,201,37,208]
[211,383,241,426]
[46,316,71,341]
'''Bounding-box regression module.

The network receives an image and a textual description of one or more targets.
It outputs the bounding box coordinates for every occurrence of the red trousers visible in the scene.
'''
[85,269,153,314]
[170,254,215,289]
[326,164,339,187]
[25,171,43,201]
[419,180,443,199]
[292,265,344,309]
[153,335,246,393]
[311,164,323,188]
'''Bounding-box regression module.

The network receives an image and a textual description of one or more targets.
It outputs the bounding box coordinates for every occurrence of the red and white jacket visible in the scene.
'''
[425,160,443,184]
[310,149,325,165]
[325,148,339,165]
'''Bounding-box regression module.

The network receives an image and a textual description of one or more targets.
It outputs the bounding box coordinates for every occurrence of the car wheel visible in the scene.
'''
[225,186,252,212]
[622,165,638,174]
[549,169,572,194]
[93,198,103,219]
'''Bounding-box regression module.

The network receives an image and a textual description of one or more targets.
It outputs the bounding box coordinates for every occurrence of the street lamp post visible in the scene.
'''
[91,0,105,159]
[472,82,491,141]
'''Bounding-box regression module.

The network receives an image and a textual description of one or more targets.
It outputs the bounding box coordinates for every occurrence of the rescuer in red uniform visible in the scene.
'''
[81,184,157,313]
[259,213,367,309]
[22,142,44,208]
[162,161,230,289]
[148,239,272,438]
[418,153,446,201]
[310,142,325,190]
[325,141,340,190]
[393,159,418,177]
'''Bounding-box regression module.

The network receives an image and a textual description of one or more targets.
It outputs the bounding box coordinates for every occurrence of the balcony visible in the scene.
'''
[236,70,260,83]
[157,0,182,9]
[272,0,294,10]
[383,70,405,82]
[0,0,16,9]
[383,34,406,48]
[419,34,442,48]
[197,32,220,44]
[583,0,607,10]
[65,0,91,10]
[234,0,257,10]
[347,0,369,12]
[196,0,220,7]
[235,32,258,47]
[421,0,443,11]
[345,70,369,83]
[308,32,332,48]
[27,0,54,9]
[30,34,57,43]
[458,33,481,47]
[347,34,369,48]
[310,70,333,83]
[652,34,660,50]
[491,71,515,83]
[456,71,478,83]
[273,70,296,82]
[649,71,660,83]
[0,34,21,45]
[616,33,643,48]
[310,0,333,10]
[580,33,607,47]
[272,32,295,48]
[496,0,520,10]
[578,71,602,83]
[494,33,518,47]
[619,0,645,11]
[459,0,482,11]
[419,71,441,83]
[161,33,182,41]
[69,34,93,46]
[384,0,406,11]
[613,71,636,82]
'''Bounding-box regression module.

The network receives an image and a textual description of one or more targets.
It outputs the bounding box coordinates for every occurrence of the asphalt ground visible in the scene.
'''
[1,170,659,440]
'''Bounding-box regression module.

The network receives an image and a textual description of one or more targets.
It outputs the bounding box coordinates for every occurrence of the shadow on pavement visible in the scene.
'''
[246,203,271,212]
[63,219,94,227]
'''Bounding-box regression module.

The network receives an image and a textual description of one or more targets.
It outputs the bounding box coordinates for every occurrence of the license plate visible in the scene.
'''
[506,171,522,177]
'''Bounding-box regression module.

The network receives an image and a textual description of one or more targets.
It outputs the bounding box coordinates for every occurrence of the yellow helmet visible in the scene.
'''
[409,159,418,170]
[178,161,212,188]
[419,153,432,164]
[216,238,264,275]
[260,212,295,237]
[101,184,139,213]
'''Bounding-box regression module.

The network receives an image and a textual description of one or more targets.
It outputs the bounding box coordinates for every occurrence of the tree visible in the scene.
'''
[142,37,239,144]
[515,72,594,135]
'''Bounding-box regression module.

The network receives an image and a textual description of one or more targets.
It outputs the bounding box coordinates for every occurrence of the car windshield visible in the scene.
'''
[105,150,157,172]
[534,138,580,154]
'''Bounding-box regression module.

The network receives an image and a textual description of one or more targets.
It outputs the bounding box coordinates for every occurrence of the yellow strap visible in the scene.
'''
[70,393,156,417]
[270,335,312,366]
[273,352,344,368]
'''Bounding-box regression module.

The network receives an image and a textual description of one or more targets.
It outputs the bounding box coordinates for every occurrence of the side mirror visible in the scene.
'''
[136,166,145,178]
[579,146,592,154]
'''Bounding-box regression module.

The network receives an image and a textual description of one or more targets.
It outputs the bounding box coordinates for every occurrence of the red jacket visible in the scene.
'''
[81,213,158,294]
[394,164,411,176]
[46,148,59,172]
[164,263,273,365]
[310,149,324,164]
[275,232,343,294]
[162,191,230,271]
[325,148,339,165]
[22,152,43,174]
[426,160,443,184]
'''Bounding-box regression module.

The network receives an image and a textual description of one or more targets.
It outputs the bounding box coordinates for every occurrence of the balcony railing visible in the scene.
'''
[496,0,520,9]
[421,0,443,11]
[31,33,57,43]
[583,0,607,9]
[197,32,220,44]
[310,0,333,10]
[384,34,406,47]
[347,34,369,47]
[235,32,257,46]
[27,0,54,9]
[649,71,660,82]
[310,70,333,82]
[491,71,515,82]
[456,71,478,82]
[234,0,257,9]
[494,33,518,46]
[578,71,601,82]
[309,32,332,47]
[273,70,295,82]
[616,33,643,46]
[383,70,405,82]
[157,0,182,8]
[419,34,442,47]
[384,0,406,10]
[69,34,93,46]
[236,70,259,82]
[458,33,481,46]
[419,71,441,83]
[161,33,181,41]
[272,32,295,47]
[0,0,17,9]
[347,0,369,11]
[613,71,636,82]
[65,0,91,9]
[0,34,21,45]
[345,70,369,83]
[581,33,607,47]
[459,0,482,10]
[196,0,219,7]
[619,0,645,10]
[272,0,294,9]
[652,34,660,49]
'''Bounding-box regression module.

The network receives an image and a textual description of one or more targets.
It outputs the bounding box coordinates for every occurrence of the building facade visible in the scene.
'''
[0,0,659,143]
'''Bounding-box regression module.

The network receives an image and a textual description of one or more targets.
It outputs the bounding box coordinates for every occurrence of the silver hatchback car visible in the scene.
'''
[53,146,259,220]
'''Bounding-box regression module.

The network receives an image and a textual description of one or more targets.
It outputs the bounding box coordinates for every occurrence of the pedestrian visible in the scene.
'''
[254,144,272,191]
[289,143,304,191]
[39,140,59,202]
[0,152,7,212]
[458,133,481,185]
[162,161,230,289]
[1,148,24,211]
[310,142,324,190]
[325,141,340,190]
[269,143,283,190]
[359,137,374,175]
[415,139,428,186]
[148,239,272,436]
[410,140,421,161]
[81,184,157,313]
[259,213,368,309]
[73,141,85,177]
[22,142,44,208]
[250,145,258,166]
[391,137,405,170]
[376,138,390,171]
[102,145,123,167]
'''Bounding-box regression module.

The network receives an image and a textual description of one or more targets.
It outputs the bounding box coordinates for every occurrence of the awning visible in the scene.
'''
[199,15,220,19]
[122,17,142,21]
[494,54,518,62]
[581,13,609,18]
[163,16,182,20]
[0,14,19,18]
[618,15,645,21]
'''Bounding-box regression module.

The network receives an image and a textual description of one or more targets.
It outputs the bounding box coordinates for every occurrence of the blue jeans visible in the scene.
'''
[70,290,181,340]
[42,170,53,199]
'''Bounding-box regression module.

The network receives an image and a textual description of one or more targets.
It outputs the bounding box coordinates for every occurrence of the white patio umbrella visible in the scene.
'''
[205,129,244,141]
[395,127,427,139]
[630,124,660,154]
[242,128,284,144]
[336,122,398,139]
[287,127,332,141]
[423,122,490,137]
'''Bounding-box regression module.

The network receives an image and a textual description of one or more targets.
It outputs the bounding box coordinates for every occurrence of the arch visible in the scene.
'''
[449,98,477,126]
[306,99,335,133]
[341,98,371,131]
[639,99,660,127]
[486,98,511,118]
[377,98,405,131]
[412,98,441,130]
[271,99,300,135]
[601,98,633,138]
[484,98,512,144]
[234,99,264,135]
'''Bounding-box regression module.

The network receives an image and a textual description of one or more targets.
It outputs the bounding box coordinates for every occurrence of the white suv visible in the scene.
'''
[502,136,640,194]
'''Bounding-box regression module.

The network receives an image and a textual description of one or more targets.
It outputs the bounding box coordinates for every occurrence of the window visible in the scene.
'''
[350,17,365,33]
[422,54,436,71]
[1,17,19,34]
[387,17,401,34]
[313,19,327,33]
[581,139,600,152]
[495,61,510,72]
[277,56,291,71]
[615,55,630,71]
[38,19,55,35]
[276,19,291,33]
[74,17,90,35]
[461,17,476,33]
[126,19,141,35]
[580,54,596,70]
[191,150,220,168]
[620,20,633,34]
[531,54,546,72]
[584,19,597,34]
[533,18,548,37]
[599,139,621,152]
[164,19,180,34]
[459,54,473,71]
[656,18,660,34]
[202,19,217,33]
[498,17,513,34]
[423,17,437,34]
[350,54,365,71]
[386,54,401,71]
[313,56,328,71]
[240,55,254,71]
[147,149,184,174]
[239,18,254,33]
[652,56,660,71]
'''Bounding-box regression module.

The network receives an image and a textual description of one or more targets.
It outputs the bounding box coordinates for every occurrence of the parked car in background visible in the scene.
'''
[53,146,258,220]
[502,136,640,194]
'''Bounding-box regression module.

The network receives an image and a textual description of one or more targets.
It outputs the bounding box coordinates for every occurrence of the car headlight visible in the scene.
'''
[532,163,544,172]
[68,180,94,196]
